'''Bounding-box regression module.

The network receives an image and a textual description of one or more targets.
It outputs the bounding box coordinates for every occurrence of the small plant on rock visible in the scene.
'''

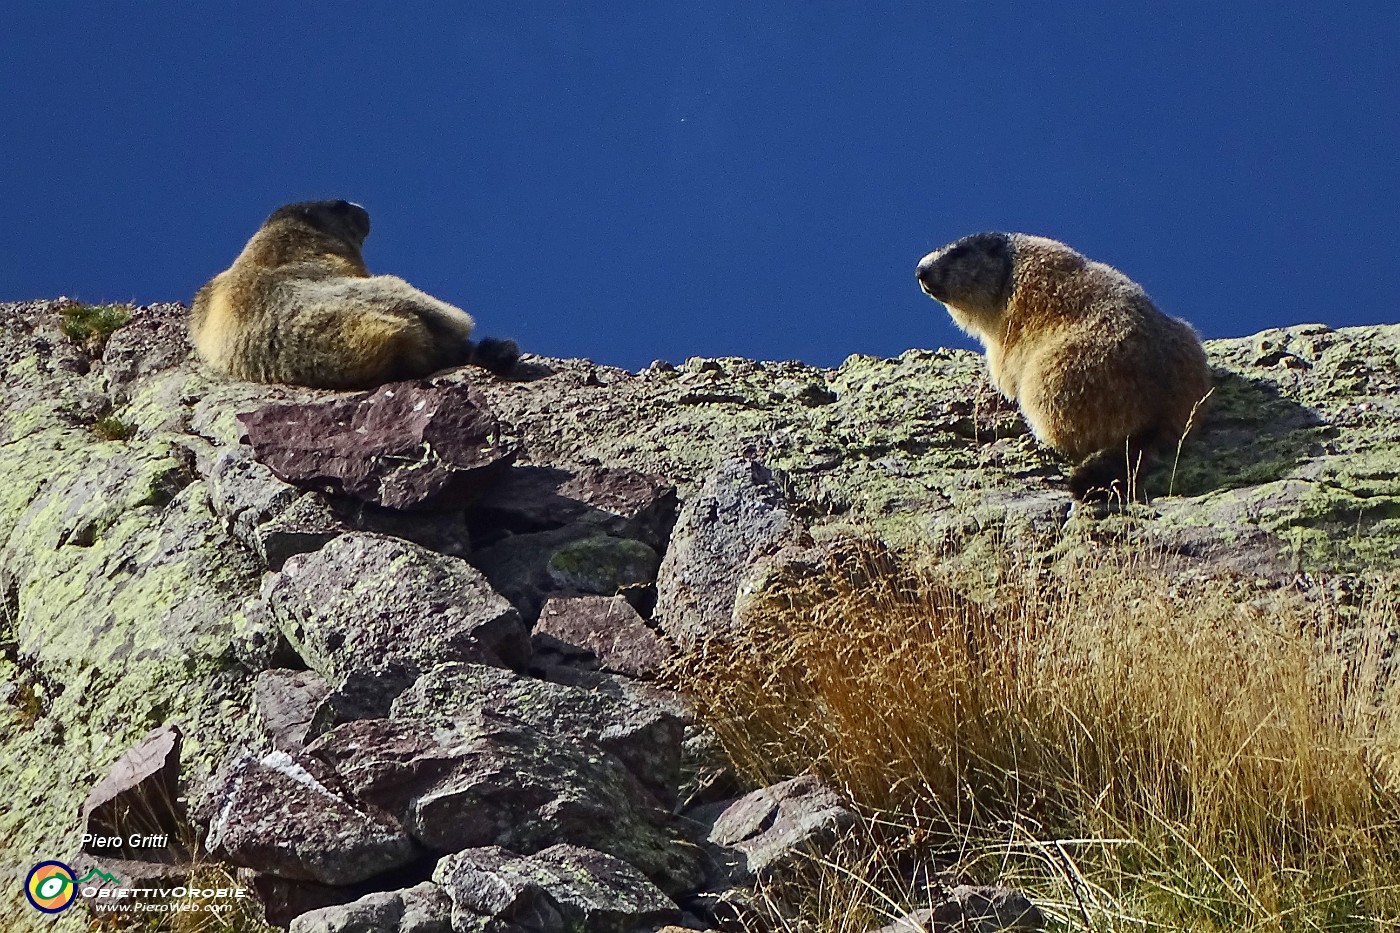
[60,302,132,355]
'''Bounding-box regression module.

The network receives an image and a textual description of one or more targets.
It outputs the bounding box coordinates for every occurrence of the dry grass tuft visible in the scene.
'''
[673,539,1400,931]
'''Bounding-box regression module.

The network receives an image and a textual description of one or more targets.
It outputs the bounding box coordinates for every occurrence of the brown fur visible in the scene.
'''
[191,200,517,390]
[916,232,1210,500]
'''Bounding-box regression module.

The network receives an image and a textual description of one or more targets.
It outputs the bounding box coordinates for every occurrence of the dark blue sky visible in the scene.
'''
[3,5,1397,370]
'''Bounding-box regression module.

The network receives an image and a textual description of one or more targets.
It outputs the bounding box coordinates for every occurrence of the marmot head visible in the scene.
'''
[916,232,1014,329]
[267,199,371,248]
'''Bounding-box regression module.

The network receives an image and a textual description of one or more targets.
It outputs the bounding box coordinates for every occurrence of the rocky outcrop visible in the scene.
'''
[4,298,1399,930]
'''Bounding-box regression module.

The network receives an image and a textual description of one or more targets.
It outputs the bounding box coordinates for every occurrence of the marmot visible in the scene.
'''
[916,232,1210,501]
[191,199,519,389]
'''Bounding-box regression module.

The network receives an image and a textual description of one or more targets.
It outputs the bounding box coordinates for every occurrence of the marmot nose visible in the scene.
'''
[915,255,938,288]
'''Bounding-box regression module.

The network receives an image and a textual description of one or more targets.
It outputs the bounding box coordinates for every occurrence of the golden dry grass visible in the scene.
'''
[673,540,1400,932]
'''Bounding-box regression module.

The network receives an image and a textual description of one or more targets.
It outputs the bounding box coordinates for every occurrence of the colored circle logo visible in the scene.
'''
[25,861,77,913]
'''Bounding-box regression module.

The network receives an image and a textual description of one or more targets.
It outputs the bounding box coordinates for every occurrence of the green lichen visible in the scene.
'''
[0,427,261,894]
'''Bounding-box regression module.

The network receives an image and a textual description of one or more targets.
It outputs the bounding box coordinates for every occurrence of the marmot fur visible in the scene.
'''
[191,199,518,389]
[916,232,1210,500]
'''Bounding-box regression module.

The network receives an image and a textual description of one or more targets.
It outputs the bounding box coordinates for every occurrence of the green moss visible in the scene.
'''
[547,536,660,595]
[92,415,136,441]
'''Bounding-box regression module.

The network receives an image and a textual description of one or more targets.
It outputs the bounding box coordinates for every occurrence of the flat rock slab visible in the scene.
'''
[238,382,517,510]
[434,844,682,933]
[263,532,530,688]
[81,723,187,863]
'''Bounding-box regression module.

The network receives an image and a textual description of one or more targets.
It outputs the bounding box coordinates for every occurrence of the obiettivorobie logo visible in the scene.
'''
[23,861,104,913]
[23,861,249,916]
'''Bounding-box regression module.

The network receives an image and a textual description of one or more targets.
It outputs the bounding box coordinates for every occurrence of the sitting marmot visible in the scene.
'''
[916,232,1210,500]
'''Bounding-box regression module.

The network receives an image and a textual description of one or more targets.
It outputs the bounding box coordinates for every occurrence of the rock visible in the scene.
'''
[0,299,114,443]
[206,449,347,569]
[80,723,187,863]
[689,775,856,883]
[237,381,517,510]
[304,713,703,894]
[533,595,673,678]
[308,669,417,736]
[240,870,360,930]
[199,749,419,886]
[289,881,453,933]
[655,458,800,648]
[731,542,834,631]
[469,464,678,550]
[868,886,1043,933]
[99,301,194,401]
[263,533,530,692]
[433,845,683,933]
[9,294,1400,931]
[254,669,332,751]
[392,661,686,803]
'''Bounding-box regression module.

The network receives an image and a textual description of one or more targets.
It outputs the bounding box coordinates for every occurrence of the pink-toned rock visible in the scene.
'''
[200,749,418,886]
[238,382,517,510]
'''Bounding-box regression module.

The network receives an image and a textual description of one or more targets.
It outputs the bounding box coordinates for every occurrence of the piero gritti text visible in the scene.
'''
[82,832,171,849]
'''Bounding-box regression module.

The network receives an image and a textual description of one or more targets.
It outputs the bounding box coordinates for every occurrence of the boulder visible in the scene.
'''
[303,713,703,894]
[655,458,801,648]
[533,595,673,679]
[392,661,686,803]
[206,450,347,569]
[546,534,661,596]
[688,775,856,883]
[199,749,419,886]
[80,723,187,863]
[262,533,530,691]
[289,881,453,933]
[433,845,683,933]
